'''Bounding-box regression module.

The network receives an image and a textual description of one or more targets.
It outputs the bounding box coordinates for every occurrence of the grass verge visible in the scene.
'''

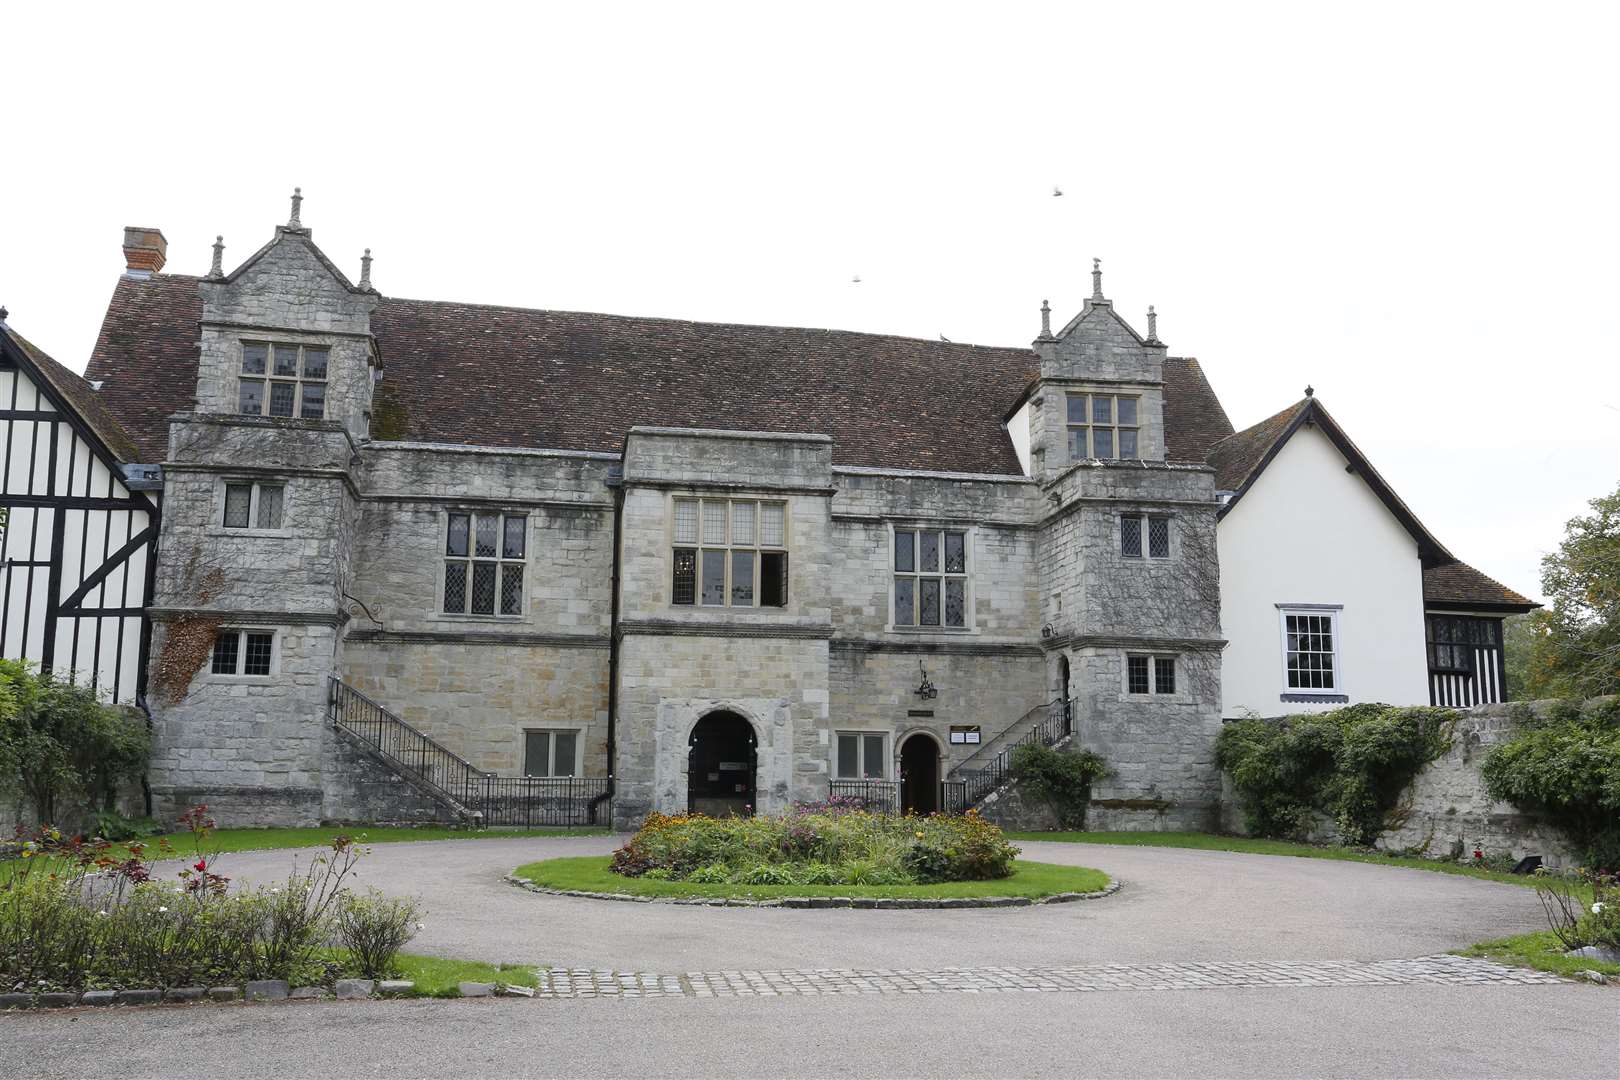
[1457,931,1620,981]
[513,855,1109,900]
[389,953,543,997]
[1007,830,1548,889]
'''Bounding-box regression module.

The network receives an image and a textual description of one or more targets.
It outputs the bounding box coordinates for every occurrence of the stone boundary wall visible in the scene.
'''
[1219,698,1603,867]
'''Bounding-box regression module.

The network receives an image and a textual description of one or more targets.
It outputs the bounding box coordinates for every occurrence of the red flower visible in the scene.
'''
[194,860,208,872]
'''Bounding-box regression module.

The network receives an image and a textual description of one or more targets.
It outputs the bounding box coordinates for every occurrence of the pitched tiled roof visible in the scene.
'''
[2,323,143,463]
[1162,356,1234,464]
[1206,398,1308,493]
[1423,561,1539,612]
[83,274,1235,476]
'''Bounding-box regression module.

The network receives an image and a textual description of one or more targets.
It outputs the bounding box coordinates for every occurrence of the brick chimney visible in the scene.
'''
[122,227,168,276]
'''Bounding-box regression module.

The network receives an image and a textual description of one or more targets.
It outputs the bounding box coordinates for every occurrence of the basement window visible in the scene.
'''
[444,511,526,616]
[523,729,581,778]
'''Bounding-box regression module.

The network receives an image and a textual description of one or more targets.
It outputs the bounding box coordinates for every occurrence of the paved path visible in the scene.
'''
[6,835,1615,1079]
[178,833,1559,971]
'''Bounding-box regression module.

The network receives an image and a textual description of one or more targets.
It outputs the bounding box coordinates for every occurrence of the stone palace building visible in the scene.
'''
[0,191,1531,831]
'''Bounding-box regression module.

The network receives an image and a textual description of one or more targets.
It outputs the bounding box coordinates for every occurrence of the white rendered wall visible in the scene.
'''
[1217,423,1429,717]
[1007,400,1032,476]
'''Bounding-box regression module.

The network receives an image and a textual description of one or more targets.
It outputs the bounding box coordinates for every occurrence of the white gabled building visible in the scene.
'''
[1210,393,1538,719]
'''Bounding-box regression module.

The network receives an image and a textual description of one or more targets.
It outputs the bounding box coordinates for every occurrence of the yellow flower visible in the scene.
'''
[20,850,32,859]
[914,831,924,839]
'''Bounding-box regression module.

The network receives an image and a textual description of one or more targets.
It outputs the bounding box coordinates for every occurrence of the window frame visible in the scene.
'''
[237,340,330,420]
[669,496,789,609]
[1426,614,1493,675]
[1066,391,1142,462]
[521,726,585,778]
[1278,605,1344,694]
[206,627,278,681]
[889,523,973,631]
[440,509,529,619]
[218,478,288,533]
[833,730,891,780]
[1125,653,1178,696]
[1120,513,1172,559]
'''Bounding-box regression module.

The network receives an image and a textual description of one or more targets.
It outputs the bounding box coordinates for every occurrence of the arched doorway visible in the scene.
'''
[899,733,940,815]
[688,712,757,816]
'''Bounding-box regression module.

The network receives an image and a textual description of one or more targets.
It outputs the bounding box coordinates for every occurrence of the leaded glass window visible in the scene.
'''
[671,497,788,607]
[1427,615,1494,674]
[893,528,969,628]
[210,629,274,677]
[1121,514,1170,559]
[238,341,328,420]
[1126,655,1150,694]
[1127,654,1177,695]
[1067,393,1141,461]
[222,481,284,530]
[1284,611,1338,690]
[444,511,526,616]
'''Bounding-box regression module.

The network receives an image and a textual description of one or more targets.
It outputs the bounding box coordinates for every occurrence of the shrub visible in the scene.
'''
[1009,744,1111,829]
[91,811,160,843]
[1534,868,1619,950]
[1216,704,1455,845]
[336,889,422,979]
[1482,700,1620,869]
[0,659,151,824]
[610,808,1019,885]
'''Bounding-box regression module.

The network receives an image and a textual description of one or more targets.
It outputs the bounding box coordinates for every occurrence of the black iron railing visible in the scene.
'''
[939,780,968,815]
[828,778,900,813]
[958,697,1074,807]
[329,677,611,827]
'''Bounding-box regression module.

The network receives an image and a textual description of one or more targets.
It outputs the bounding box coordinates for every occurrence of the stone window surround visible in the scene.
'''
[203,627,280,682]
[520,723,588,778]
[665,493,789,610]
[1121,652,1183,699]
[236,339,329,421]
[885,522,976,634]
[209,476,294,538]
[1277,604,1345,697]
[1065,390,1141,462]
[434,507,529,622]
[832,727,891,780]
[1119,512,1174,560]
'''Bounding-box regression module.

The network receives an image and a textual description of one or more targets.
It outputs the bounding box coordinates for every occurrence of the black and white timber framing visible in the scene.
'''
[0,328,158,704]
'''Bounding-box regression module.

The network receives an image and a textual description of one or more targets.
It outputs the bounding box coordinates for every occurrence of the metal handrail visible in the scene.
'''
[959,697,1074,806]
[328,676,612,827]
[948,697,1070,779]
[828,778,900,813]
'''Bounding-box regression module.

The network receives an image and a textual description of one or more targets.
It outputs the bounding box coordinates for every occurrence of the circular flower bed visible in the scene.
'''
[612,804,1019,887]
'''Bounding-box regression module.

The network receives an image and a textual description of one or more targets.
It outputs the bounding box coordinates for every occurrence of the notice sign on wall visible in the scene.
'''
[949,726,981,745]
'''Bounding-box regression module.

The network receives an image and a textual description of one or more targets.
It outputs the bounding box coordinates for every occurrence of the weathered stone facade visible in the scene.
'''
[138,205,1227,832]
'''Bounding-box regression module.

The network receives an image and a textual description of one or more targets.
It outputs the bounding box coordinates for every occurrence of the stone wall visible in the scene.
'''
[1218,700,1588,866]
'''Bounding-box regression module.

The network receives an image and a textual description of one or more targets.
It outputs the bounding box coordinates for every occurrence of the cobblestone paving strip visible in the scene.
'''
[537,955,1562,999]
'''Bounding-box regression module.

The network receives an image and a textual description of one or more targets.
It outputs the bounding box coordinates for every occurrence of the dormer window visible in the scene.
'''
[1067,393,1139,460]
[239,341,327,420]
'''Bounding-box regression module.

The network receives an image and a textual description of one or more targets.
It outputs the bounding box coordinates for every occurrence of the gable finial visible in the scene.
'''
[208,236,225,279]
[1145,304,1159,344]
[359,248,373,291]
[0,306,8,324]
[288,187,303,228]
[1091,257,1103,300]
[1304,384,1315,398]
[1039,299,1053,340]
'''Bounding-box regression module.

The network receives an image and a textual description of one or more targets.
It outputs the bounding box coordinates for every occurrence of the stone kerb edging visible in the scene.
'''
[0,978,422,1011]
[504,872,1121,908]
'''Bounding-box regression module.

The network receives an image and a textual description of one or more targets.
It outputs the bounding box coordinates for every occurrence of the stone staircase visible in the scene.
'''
[948,697,1074,808]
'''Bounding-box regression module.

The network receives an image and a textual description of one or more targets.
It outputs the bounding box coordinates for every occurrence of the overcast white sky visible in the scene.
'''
[5,2,1617,602]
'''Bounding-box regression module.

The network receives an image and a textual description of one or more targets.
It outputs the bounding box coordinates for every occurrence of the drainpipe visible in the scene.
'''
[605,462,625,790]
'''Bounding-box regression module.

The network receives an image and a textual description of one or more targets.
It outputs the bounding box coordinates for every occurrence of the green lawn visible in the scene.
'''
[1458,931,1620,980]
[513,855,1109,900]
[1007,830,1548,889]
[389,953,543,997]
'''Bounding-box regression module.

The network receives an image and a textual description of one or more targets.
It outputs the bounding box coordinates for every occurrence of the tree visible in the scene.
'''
[1517,484,1620,700]
[0,659,151,824]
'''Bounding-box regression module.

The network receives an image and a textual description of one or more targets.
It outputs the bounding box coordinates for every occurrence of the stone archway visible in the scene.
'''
[687,711,757,816]
[899,731,942,815]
